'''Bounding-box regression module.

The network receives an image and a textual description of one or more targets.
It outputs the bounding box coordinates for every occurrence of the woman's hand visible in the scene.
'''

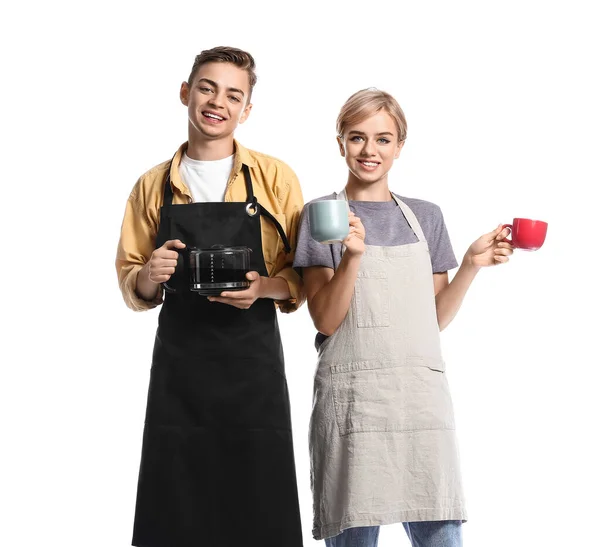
[343,211,366,256]
[464,225,514,268]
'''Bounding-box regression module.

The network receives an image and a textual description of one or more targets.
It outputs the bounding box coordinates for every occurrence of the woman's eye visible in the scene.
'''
[350,136,363,142]
[378,138,390,144]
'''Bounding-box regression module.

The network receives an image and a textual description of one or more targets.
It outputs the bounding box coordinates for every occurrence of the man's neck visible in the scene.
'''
[186,134,235,161]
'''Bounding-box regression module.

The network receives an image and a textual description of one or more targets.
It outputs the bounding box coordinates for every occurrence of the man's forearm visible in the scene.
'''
[135,263,161,301]
[260,276,292,301]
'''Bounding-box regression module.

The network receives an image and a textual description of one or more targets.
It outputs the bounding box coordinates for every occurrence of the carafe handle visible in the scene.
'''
[162,247,186,294]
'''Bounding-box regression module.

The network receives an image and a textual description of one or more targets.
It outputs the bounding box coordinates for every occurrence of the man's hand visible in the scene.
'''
[207,271,264,309]
[147,239,186,284]
[136,239,185,301]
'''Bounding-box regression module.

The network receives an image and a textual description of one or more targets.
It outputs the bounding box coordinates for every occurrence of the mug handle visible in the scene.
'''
[162,247,186,294]
[501,224,513,244]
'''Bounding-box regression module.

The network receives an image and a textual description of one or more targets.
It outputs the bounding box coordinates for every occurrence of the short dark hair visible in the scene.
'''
[187,46,257,100]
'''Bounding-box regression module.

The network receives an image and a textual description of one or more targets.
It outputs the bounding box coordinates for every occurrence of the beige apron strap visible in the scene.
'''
[390,194,427,243]
[337,190,428,244]
[334,190,348,258]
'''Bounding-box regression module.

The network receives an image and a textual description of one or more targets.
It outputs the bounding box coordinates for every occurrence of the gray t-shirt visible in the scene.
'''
[293,192,458,348]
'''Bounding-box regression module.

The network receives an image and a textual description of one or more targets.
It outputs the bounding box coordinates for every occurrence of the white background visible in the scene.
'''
[2,1,599,546]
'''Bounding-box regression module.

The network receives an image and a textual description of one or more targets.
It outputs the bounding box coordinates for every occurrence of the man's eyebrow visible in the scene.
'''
[197,78,245,96]
[227,87,245,96]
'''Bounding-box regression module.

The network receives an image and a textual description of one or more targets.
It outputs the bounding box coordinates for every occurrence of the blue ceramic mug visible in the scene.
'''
[308,199,350,244]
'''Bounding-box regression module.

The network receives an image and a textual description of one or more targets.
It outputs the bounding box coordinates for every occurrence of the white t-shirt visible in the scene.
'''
[179,152,234,203]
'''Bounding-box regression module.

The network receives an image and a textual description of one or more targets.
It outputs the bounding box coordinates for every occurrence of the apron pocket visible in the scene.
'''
[331,360,455,436]
[354,270,390,328]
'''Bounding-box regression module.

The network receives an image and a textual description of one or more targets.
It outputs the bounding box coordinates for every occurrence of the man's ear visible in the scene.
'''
[238,102,253,124]
[180,82,190,106]
[337,136,345,157]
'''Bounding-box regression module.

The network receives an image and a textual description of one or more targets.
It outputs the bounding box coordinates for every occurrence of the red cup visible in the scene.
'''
[502,218,548,250]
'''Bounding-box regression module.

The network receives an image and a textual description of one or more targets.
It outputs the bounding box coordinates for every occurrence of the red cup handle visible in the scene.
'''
[501,224,513,243]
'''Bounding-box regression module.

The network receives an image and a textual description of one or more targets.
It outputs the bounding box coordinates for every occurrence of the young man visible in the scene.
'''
[116,47,305,547]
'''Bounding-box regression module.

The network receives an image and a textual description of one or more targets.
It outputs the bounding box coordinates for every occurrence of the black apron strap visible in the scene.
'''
[163,172,174,206]
[242,164,292,254]
[260,206,292,254]
[163,159,291,254]
[162,151,180,207]
[242,164,255,204]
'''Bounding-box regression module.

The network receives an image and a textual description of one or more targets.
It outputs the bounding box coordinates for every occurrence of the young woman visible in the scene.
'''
[293,89,513,547]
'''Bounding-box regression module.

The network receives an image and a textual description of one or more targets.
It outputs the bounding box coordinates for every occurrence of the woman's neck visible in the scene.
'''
[345,174,392,201]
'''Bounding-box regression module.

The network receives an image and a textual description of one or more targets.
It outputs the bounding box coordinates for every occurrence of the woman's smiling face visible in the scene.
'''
[338,109,404,185]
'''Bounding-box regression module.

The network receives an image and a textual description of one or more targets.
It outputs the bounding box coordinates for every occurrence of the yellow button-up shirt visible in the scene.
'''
[116,141,305,313]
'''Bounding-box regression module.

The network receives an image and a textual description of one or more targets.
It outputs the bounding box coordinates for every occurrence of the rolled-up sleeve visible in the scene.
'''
[273,166,306,313]
[116,184,163,311]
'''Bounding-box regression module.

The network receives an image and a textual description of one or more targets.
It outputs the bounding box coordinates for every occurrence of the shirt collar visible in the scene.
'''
[169,139,256,196]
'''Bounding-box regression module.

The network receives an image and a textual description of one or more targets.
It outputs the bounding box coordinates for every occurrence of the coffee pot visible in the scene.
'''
[163,245,252,295]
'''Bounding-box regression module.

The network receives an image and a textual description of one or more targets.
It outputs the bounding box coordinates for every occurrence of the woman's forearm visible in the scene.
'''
[309,253,362,336]
[435,258,481,331]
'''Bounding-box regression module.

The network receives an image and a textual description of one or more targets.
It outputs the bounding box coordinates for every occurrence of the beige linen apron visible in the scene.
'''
[309,191,467,540]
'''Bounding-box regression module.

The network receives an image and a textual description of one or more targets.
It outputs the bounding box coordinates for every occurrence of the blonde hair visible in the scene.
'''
[336,88,407,143]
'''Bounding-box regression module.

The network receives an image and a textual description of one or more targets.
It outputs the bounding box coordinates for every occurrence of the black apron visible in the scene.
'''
[132,163,303,547]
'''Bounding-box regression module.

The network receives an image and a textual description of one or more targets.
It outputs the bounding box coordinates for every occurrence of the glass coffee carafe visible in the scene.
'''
[188,245,252,295]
